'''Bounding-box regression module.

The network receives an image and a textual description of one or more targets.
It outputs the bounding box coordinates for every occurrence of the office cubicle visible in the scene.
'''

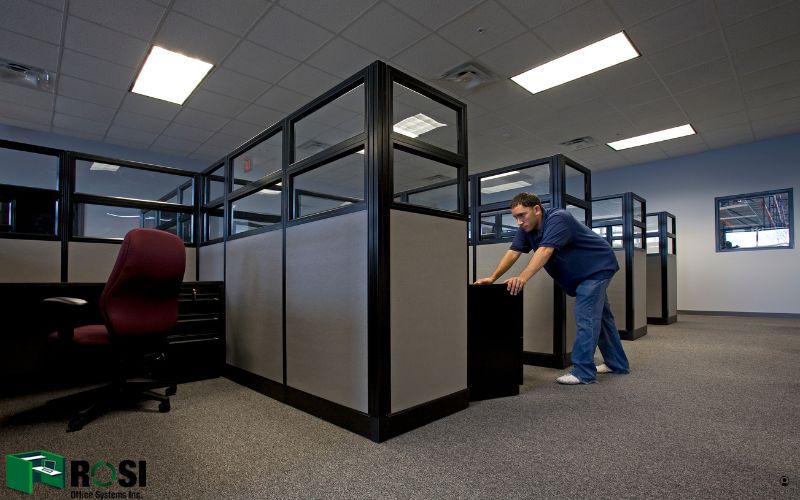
[202,61,468,442]
[646,212,677,324]
[592,192,648,340]
[469,155,591,369]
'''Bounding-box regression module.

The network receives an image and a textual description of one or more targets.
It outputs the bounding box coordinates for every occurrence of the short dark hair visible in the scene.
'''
[510,192,542,209]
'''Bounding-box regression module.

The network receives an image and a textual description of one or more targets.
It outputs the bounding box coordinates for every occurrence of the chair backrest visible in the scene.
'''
[100,228,186,338]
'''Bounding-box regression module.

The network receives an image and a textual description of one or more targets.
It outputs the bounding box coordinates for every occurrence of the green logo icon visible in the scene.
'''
[5,450,65,494]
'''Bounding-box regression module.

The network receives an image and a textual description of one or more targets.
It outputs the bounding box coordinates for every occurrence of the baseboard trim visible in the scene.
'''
[678,310,800,319]
[648,315,678,325]
[375,389,470,442]
[619,326,647,341]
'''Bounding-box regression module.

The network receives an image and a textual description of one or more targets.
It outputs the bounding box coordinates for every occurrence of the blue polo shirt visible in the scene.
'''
[510,208,618,296]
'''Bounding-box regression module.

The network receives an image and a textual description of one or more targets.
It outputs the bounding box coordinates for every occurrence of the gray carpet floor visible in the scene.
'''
[2,315,798,499]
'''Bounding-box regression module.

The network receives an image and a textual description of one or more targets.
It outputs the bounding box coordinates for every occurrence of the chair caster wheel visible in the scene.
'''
[165,385,177,396]
[158,401,170,413]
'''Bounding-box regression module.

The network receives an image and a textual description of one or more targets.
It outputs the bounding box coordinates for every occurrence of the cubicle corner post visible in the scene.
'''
[646,211,678,325]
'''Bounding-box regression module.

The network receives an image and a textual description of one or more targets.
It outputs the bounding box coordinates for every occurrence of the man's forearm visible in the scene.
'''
[518,246,554,282]
[489,250,521,281]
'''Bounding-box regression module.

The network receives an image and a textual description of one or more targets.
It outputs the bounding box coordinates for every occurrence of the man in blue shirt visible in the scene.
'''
[475,193,630,384]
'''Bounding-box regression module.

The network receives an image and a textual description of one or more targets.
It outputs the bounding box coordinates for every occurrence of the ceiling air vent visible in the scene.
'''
[0,58,54,91]
[297,140,329,151]
[558,136,596,152]
[439,62,497,90]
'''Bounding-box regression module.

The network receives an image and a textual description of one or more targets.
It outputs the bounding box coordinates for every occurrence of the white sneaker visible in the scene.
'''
[556,374,581,385]
[596,364,613,374]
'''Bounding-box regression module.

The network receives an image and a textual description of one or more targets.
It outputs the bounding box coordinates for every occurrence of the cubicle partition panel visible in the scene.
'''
[469,155,591,369]
[592,192,648,340]
[67,241,197,283]
[646,212,678,324]
[198,242,224,281]
[211,62,468,442]
[0,239,61,282]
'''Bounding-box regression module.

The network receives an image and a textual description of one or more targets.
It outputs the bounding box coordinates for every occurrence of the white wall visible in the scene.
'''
[592,133,800,314]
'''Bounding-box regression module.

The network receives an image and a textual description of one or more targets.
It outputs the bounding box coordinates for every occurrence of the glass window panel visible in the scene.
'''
[206,164,225,203]
[180,183,193,205]
[646,215,659,233]
[668,238,675,254]
[0,187,58,235]
[612,239,623,249]
[293,151,364,218]
[479,163,549,206]
[633,198,643,222]
[667,216,675,234]
[232,131,282,191]
[718,190,792,250]
[611,225,623,238]
[480,209,516,240]
[392,82,458,153]
[566,204,586,225]
[294,84,364,163]
[75,160,193,205]
[593,198,622,222]
[647,236,660,254]
[74,203,192,242]
[592,227,607,238]
[633,226,644,249]
[393,149,459,212]
[564,164,585,200]
[205,205,224,241]
[231,183,281,235]
[0,147,59,189]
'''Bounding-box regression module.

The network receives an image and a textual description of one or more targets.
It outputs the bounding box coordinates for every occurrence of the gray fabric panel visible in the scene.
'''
[285,211,368,413]
[199,242,224,281]
[390,210,467,413]
[633,250,647,329]
[647,254,662,317]
[667,254,678,316]
[475,243,554,355]
[185,247,197,282]
[607,250,627,330]
[566,295,576,349]
[225,231,283,383]
[69,241,196,283]
[0,239,60,282]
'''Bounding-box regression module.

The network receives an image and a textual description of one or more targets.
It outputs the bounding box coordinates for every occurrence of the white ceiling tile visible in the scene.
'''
[618,145,669,164]
[674,79,746,121]
[0,0,63,45]
[56,75,126,108]
[185,89,250,118]
[60,49,137,90]
[723,1,800,51]
[106,123,158,145]
[740,60,800,94]
[105,134,153,149]
[52,126,104,141]
[391,34,471,80]
[64,16,148,69]
[55,95,116,122]
[476,33,555,78]
[715,0,788,26]
[0,29,60,72]
[279,0,378,33]
[626,0,717,54]
[438,0,526,57]
[692,110,749,132]
[223,41,298,83]
[498,0,590,29]
[0,117,52,132]
[744,78,800,108]
[31,0,65,10]
[219,120,264,140]
[605,0,691,27]
[277,64,341,98]
[342,3,430,59]
[748,96,800,122]
[388,0,483,30]
[151,135,202,155]
[463,79,533,109]
[202,68,271,103]
[751,114,800,140]
[538,79,605,108]
[701,125,754,149]
[69,0,165,39]
[622,97,689,132]
[533,0,621,54]
[0,99,53,124]
[236,104,284,128]
[53,112,109,134]
[156,12,239,64]
[113,110,170,133]
[605,79,671,109]
[206,131,248,149]
[731,32,800,75]
[121,93,181,120]
[173,108,228,132]
[189,144,229,162]
[661,139,708,158]
[255,85,313,113]
[661,58,735,95]
[306,37,378,79]
[646,30,727,76]
[172,0,272,35]
[162,122,215,143]
[586,57,658,93]
[0,81,55,111]
[248,5,334,60]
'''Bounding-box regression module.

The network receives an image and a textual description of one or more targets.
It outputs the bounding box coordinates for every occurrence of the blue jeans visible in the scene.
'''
[570,278,630,383]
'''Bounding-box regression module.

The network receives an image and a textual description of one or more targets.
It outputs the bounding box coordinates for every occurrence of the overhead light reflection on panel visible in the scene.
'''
[511,32,639,95]
[131,46,213,105]
[607,124,696,150]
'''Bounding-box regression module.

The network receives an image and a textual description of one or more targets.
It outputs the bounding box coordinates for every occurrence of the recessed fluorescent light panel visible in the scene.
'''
[481,171,519,181]
[512,32,639,95]
[607,124,696,150]
[393,113,446,138]
[90,162,119,172]
[131,46,213,105]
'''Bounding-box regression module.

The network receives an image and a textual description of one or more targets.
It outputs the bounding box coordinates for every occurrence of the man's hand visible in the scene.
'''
[473,277,495,285]
[505,276,526,296]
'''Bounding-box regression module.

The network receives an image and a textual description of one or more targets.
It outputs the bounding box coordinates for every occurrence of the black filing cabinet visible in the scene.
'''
[467,284,523,401]
[168,282,224,382]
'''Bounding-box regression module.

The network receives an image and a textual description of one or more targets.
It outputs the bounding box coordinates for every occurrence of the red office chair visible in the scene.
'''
[45,228,186,431]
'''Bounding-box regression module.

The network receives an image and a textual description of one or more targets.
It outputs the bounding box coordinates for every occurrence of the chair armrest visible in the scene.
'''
[43,297,88,306]
[43,297,90,341]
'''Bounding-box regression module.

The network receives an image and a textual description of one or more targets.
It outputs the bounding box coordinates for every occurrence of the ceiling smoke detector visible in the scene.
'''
[559,136,597,151]
[0,58,55,91]
[439,62,497,90]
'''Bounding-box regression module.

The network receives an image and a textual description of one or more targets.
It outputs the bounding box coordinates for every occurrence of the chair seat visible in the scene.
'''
[49,324,110,346]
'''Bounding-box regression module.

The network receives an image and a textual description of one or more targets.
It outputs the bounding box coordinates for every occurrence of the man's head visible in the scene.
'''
[510,193,543,233]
